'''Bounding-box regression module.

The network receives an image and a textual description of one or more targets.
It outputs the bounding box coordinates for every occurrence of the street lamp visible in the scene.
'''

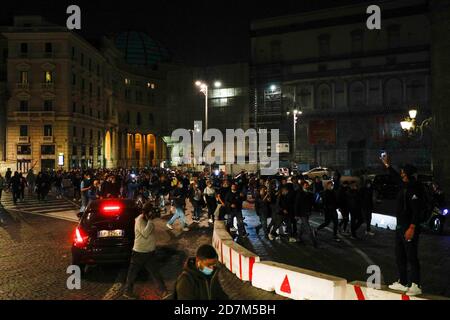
[286,109,302,161]
[195,80,222,133]
[400,108,432,140]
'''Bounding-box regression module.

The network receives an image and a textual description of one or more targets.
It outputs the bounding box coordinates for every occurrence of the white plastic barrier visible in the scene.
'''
[212,221,260,282]
[252,261,347,300]
[337,210,397,230]
[345,281,425,300]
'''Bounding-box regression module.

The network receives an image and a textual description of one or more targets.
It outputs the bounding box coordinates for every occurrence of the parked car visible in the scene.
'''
[302,167,333,180]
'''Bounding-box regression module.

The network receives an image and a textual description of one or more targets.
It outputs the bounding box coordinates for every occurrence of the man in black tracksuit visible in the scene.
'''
[382,156,424,296]
[269,185,296,242]
[225,183,247,238]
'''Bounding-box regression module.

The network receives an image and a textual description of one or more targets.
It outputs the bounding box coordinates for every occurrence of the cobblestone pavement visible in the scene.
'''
[0,194,282,300]
[236,204,450,298]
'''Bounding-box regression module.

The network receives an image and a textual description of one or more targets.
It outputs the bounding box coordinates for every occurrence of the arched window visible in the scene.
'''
[349,81,365,108]
[316,83,331,110]
[406,78,425,104]
[384,78,403,107]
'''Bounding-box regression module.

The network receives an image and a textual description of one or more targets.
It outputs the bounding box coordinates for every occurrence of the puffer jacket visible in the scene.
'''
[175,257,228,300]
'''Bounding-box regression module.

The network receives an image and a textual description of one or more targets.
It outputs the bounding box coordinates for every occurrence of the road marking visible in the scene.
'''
[310,220,381,280]
[102,269,127,300]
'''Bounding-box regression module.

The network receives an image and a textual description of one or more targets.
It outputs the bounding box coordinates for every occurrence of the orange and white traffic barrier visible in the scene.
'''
[345,281,426,300]
[252,261,347,300]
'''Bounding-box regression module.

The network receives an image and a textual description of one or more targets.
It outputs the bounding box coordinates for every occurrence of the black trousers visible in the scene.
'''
[339,208,350,232]
[395,229,421,286]
[317,208,338,237]
[298,215,317,245]
[270,214,293,237]
[125,251,166,294]
[362,206,373,231]
[0,188,2,201]
[12,189,20,204]
[227,209,247,236]
[350,209,364,237]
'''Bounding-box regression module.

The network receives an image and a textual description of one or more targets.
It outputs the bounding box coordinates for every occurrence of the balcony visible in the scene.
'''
[16,83,29,90]
[18,136,30,143]
[11,111,55,121]
[42,136,54,143]
[41,82,54,90]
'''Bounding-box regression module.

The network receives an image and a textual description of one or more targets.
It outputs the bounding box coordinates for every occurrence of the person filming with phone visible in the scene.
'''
[380,152,424,296]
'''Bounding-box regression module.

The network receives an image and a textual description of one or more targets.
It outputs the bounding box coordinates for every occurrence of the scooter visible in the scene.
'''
[423,206,447,235]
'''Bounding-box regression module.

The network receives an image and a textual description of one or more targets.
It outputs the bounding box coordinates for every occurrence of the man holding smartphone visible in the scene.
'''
[380,152,423,296]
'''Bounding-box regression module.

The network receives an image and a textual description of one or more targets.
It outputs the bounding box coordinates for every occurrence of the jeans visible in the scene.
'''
[168,206,186,228]
[317,208,338,237]
[395,229,421,286]
[227,209,247,236]
[193,202,202,220]
[159,195,165,208]
[259,211,269,234]
[125,251,166,294]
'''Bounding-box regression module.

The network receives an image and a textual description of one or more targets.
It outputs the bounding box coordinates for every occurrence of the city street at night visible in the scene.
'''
[1,0,450,308]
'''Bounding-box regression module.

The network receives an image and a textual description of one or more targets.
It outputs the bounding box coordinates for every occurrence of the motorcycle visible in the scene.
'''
[423,206,447,235]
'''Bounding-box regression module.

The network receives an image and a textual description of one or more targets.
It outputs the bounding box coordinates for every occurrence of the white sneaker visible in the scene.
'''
[406,283,422,296]
[208,219,213,223]
[182,227,189,232]
[230,227,237,232]
[365,231,375,236]
[166,223,173,230]
[289,237,297,243]
[388,281,409,292]
[268,234,275,241]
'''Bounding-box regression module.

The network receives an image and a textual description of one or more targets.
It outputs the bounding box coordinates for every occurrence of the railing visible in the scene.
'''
[41,82,54,90]
[18,136,30,143]
[42,136,54,143]
[16,83,29,90]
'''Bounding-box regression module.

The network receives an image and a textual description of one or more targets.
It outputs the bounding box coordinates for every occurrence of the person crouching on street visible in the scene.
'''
[166,181,189,232]
[124,202,169,300]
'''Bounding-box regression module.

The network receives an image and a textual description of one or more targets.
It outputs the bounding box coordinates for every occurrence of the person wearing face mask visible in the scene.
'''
[175,244,228,300]
[316,181,340,242]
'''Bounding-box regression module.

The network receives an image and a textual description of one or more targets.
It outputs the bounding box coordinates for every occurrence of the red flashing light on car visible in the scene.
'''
[74,227,88,247]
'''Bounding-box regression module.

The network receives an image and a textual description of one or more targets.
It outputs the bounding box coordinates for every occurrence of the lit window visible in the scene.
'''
[20,71,28,84]
[44,71,53,83]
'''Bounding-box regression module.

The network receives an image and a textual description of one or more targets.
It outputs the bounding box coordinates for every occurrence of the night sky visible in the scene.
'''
[0,0,371,66]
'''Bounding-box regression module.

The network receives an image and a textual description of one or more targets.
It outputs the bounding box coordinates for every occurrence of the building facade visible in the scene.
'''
[0,16,170,173]
[251,0,432,172]
[166,63,250,166]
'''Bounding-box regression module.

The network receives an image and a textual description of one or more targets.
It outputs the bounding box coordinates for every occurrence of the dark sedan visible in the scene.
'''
[71,199,139,272]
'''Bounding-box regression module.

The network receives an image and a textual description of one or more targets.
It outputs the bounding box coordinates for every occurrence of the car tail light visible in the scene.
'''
[74,227,89,247]
[101,202,123,215]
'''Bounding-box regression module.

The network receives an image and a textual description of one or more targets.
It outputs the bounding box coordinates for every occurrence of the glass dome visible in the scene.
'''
[115,31,171,66]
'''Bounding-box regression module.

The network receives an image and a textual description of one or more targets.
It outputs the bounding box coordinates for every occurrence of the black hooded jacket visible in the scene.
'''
[175,257,228,300]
